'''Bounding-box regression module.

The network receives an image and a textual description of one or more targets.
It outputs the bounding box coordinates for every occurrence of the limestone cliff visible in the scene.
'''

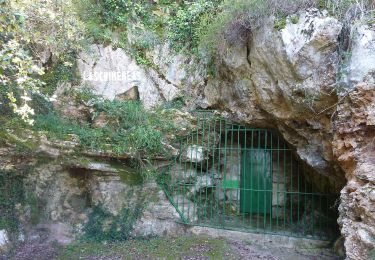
[73,8,374,259]
[1,7,374,260]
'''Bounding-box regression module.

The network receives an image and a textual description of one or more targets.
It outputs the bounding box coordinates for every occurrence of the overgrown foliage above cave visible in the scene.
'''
[75,0,375,64]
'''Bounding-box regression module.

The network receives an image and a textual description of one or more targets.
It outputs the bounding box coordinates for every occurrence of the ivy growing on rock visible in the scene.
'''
[82,204,143,242]
[0,170,25,237]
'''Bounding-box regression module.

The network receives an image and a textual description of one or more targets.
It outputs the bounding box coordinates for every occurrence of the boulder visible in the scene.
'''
[188,174,214,196]
[180,145,206,163]
[115,86,140,101]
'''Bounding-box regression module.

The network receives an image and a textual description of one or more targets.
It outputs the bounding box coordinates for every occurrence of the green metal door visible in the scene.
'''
[240,149,272,214]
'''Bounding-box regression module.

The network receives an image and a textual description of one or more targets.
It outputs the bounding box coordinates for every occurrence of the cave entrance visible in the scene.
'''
[161,111,339,240]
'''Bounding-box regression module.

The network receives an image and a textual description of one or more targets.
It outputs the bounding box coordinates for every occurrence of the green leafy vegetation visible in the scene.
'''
[33,111,162,157]
[71,0,375,77]
[0,0,85,123]
[40,58,79,96]
[25,192,41,226]
[33,97,178,171]
[0,1,44,123]
[34,113,107,149]
[274,16,288,30]
[75,0,162,64]
[166,1,221,53]
[75,0,220,59]
[93,100,148,130]
[11,0,85,58]
[92,99,176,156]
[0,115,40,153]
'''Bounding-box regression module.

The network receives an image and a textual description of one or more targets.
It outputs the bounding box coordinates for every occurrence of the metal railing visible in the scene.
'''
[161,112,339,240]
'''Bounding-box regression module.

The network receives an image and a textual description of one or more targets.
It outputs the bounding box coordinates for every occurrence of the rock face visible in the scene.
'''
[185,9,374,259]
[333,83,375,260]
[71,10,374,258]
[77,44,180,108]
[0,140,182,247]
[132,182,185,237]
[115,86,140,101]
[203,9,343,186]
[348,25,375,85]
[23,161,136,243]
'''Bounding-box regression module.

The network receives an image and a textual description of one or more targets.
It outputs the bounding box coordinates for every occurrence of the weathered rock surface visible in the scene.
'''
[132,182,184,237]
[169,164,198,184]
[147,43,206,99]
[49,9,374,258]
[348,24,375,85]
[189,9,374,259]
[172,195,198,222]
[115,86,140,101]
[333,83,375,260]
[77,44,180,108]
[0,131,182,246]
[204,9,342,183]
[181,145,206,163]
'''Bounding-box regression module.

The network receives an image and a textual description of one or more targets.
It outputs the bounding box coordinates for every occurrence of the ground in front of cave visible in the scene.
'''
[2,235,341,260]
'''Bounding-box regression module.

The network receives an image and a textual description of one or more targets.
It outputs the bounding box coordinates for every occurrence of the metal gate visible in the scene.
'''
[160,111,339,240]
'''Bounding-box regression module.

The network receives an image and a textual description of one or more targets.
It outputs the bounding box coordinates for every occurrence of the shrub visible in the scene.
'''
[76,1,219,56]
[166,1,220,52]
[125,126,164,156]
[198,0,316,55]
[33,113,107,149]
[0,1,44,124]
[0,0,86,124]
[33,97,178,164]
[93,100,147,130]
[76,0,157,47]
[41,57,79,96]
